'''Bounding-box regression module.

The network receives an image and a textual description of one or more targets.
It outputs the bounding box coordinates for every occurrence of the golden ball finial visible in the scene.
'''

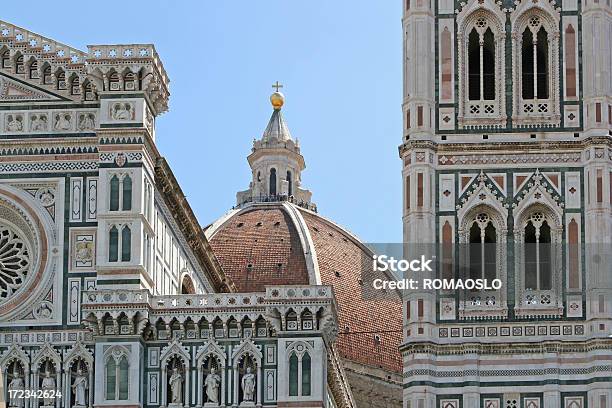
[270,91,284,110]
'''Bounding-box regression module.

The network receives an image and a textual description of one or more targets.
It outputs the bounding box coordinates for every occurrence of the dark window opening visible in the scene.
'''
[468,28,480,100]
[269,168,277,195]
[522,29,535,99]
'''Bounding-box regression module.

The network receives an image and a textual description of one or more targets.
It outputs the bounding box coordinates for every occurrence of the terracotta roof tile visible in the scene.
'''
[209,207,310,292]
[301,210,403,374]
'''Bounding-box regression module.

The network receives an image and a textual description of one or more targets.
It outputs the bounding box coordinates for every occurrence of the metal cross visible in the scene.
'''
[272,81,283,92]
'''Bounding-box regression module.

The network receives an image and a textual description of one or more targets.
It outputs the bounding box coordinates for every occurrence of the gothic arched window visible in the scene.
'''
[524,212,552,290]
[109,224,131,263]
[109,174,132,211]
[468,27,495,101]
[109,226,119,262]
[105,352,129,400]
[521,22,549,100]
[110,175,120,211]
[122,175,132,211]
[468,213,497,280]
[287,349,312,397]
[512,10,560,124]
[269,168,277,196]
[301,353,311,396]
[458,12,506,126]
[121,226,131,262]
[289,353,298,396]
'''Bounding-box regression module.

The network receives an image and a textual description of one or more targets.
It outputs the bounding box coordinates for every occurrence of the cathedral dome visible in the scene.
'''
[205,201,403,374]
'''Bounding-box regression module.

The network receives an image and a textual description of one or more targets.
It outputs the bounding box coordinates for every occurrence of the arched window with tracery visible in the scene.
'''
[524,212,552,290]
[468,213,497,281]
[287,345,312,398]
[467,24,495,101]
[108,224,131,263]
[457,11,506,127]
[512,8,560,125]
[521,19,549,100]
[514,204,562,312]
[105,348,129,401]
[109,174,132,211]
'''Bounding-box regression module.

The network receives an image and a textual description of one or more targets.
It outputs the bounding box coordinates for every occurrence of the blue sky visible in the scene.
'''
[4,1,403,242]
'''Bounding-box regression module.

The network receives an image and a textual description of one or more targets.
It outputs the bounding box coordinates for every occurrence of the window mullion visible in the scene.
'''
[480,226,485,279]
[115,362,120,400]
[479,34,484,102]
[535,225,541,290]
[118,225,123,262]
[298,357,302,396]
[532,34,538,100]
[118,179,124,211]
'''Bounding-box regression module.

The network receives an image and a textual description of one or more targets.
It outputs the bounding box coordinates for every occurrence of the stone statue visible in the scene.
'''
[112,103,133,120]
[169,367,183,404]
[72,369,88,407]
[241,366,256,402]
[78,113,95,130]
[6,115,23,132]
[8,371,24,408]
[41,370,56,406]
[54,113,71,130]
[204,367,221,403]
[31,115,48,131]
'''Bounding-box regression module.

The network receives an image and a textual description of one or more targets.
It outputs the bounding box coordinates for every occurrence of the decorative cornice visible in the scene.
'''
[400,338,612,356]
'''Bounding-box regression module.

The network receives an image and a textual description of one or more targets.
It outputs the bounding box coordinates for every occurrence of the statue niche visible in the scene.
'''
[203,357,221,406]
[38,360,56,408]
[167,356,185,407]
[7,361,25,408]
[238,356,257,406]
[70,359,89,408]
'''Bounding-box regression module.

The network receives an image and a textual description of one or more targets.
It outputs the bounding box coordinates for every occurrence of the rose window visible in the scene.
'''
[0,224,31,303]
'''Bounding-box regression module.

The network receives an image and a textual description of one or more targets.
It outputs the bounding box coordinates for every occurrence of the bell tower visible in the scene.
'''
[236,83,313,208]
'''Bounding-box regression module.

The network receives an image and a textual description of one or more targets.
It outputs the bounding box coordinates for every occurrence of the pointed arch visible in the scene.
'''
[511,3,561,125]
[456,0,507,127]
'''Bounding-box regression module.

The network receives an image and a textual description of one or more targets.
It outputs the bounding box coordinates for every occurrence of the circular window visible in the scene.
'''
[0,224,31,303]
[0,191,47,318]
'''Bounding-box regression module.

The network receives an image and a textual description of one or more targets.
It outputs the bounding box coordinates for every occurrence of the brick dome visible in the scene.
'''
[206,202,403,373]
